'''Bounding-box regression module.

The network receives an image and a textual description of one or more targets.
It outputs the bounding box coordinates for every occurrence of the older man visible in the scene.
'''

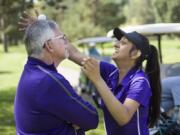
[14,20,98,135]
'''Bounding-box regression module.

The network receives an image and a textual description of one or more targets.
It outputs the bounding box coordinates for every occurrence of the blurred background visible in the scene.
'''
[0,0,180,134]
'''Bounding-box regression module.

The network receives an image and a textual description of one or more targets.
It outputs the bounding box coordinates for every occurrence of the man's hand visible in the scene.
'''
[18,10,39,31]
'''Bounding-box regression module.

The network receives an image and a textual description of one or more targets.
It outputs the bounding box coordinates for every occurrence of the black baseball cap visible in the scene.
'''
[113,27,150,59]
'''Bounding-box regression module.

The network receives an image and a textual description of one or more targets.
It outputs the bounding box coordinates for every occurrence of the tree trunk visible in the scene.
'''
[1,17,8,53]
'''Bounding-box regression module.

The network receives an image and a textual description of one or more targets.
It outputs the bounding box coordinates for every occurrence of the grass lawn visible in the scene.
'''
[0,37,179,135]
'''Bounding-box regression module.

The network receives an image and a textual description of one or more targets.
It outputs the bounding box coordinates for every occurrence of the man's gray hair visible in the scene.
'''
[24,20,58,56]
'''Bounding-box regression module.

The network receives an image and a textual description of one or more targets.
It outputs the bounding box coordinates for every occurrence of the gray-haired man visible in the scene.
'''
[14,20,98,135]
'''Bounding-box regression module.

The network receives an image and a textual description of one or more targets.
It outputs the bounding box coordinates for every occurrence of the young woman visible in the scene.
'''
[78,28,161,135]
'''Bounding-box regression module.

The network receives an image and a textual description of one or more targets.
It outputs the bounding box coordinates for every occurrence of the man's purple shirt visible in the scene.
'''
[14,57,98,135]
[100,61,152,135]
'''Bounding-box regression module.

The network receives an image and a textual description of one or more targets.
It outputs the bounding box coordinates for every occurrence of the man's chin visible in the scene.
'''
[112,56,117,62]
[112,54,117,60]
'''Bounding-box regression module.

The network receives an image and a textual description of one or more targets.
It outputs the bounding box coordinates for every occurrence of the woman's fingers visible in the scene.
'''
[19,17,29,23]
[18,27,26,31]
[34,9,39,17]
[18,21,28,26]
[82,58,94,71]
[81,58,99,73]
[18,11,37,31]
[18,22,29,31]
[22,11,34,19]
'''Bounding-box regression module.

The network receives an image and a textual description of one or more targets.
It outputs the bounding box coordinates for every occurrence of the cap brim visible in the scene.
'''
[113,27,127,40]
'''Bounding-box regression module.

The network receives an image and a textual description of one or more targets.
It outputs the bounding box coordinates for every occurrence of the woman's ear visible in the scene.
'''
[44,41,54,53]
[136,50,141,57]
[131,50,141,59]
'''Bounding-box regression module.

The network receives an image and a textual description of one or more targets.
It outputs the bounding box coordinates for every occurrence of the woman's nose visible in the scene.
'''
[114,42,119,47]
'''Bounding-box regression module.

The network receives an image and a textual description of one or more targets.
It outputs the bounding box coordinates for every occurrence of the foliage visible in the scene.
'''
[0,0,180,49]
[96,0,127,31]
[124,0,155,24]
[34,0,128,40]
[152,0,180,23]
[0,0,34,44]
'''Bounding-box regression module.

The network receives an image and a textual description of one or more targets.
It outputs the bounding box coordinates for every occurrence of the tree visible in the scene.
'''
[0,0,34,52]
[40,0,104,40]
[96,1,127,31]
[152,0,180,23]
[40,0,127,40]
[124,0,155,25]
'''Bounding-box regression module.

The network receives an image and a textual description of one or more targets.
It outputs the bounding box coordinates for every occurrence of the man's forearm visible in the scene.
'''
[68,43,87,66]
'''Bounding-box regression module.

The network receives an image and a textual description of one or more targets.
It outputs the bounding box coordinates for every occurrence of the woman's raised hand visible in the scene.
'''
[18,10,39,31]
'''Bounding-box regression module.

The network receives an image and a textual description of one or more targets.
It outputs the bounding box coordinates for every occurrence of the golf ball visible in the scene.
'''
[38,14,46,20]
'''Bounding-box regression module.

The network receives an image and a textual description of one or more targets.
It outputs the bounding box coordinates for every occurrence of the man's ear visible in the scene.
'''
[44,41,54,53]
[131,50,141,59]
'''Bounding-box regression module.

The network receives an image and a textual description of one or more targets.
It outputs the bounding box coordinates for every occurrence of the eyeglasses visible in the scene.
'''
[43,34,67,48]
[47,34,66,42]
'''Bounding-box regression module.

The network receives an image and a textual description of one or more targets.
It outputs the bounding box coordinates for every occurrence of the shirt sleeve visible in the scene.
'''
[35,73,99,131]
[100,61,116,81]
[126,78,152,107]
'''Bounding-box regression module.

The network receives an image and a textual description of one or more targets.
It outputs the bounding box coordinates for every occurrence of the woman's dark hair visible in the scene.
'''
[133,45,161,127]
[146,45,161,127]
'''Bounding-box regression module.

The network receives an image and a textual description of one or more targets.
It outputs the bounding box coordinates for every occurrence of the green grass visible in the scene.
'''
[0,87,16,135]
[0,37,179,135]
[0,45,26,135]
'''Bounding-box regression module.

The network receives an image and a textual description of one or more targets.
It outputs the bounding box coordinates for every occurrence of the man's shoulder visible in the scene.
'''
[36,66,71,87]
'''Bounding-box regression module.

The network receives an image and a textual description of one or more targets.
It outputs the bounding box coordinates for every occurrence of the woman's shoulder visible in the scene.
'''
[133,69,148,79]
[130,69,150,88]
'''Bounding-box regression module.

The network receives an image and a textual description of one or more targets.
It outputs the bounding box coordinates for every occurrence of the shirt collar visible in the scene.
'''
[121,67,139,86]
[109,67,139,88]
[27,56,57,72]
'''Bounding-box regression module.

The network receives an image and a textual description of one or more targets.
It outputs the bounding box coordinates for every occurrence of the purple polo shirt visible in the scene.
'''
[14,57,98,135]
[100,61,152,135]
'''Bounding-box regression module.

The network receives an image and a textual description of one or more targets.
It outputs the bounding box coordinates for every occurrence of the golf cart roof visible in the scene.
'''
[77,36,112,45]
[107,23,180,37]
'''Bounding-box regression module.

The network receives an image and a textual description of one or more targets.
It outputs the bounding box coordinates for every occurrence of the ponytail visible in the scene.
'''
[145,45,161,127]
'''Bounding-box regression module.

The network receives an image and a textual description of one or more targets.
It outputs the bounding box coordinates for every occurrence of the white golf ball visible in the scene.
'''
[38,14,46,20]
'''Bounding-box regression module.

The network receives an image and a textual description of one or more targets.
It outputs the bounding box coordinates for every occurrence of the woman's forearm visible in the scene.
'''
[81,57,139,126]
[67,43,87,66]
[93,79,133,126]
